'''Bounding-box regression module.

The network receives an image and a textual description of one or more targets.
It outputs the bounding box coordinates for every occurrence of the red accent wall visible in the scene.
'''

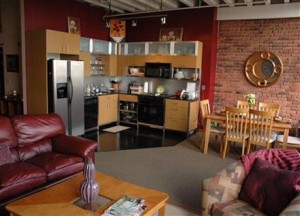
[24,0,110,39]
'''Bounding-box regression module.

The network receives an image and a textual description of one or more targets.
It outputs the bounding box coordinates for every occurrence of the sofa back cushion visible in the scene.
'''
[0,116,18,148]
[17,139,52,161]
[12,114,65,145]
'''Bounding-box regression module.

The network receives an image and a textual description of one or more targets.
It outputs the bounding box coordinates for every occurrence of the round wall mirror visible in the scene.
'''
[244,51,283,87]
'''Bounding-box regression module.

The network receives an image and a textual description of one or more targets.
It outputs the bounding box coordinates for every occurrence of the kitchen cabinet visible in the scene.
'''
[148,42,171,55]
[98,94,118,126]
[26,29,80,114]
[46,30,80,54]
[119,94,138,125]
[79,51,91,77]
[164,99,199,133]
[80,38,118,76]
[118,41,203,76]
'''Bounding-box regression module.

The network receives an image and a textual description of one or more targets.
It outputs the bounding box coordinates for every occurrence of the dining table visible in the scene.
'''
[202,112,292,154]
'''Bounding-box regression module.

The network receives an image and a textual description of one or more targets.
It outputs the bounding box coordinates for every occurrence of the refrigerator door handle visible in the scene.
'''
[68,78,74,103]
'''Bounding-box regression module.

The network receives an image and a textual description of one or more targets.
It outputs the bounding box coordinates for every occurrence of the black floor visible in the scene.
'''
[83,124,189,152]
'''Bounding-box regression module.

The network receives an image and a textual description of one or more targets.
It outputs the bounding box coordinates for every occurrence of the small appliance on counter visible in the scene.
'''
[144,62,173,79]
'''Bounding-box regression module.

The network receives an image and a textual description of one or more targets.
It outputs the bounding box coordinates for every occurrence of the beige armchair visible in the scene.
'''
[201,158,300,215]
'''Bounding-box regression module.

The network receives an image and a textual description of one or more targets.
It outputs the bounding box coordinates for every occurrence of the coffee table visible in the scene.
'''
[6,172,169,216]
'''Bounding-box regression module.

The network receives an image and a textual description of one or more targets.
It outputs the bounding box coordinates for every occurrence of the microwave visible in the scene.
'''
[145,63,173,79]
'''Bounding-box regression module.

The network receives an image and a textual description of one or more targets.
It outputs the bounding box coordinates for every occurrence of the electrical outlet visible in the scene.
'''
[201,85,206,91]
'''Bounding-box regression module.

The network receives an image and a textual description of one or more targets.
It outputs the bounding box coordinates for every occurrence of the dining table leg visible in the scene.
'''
[203,118,211,154]
[282,128,289,149]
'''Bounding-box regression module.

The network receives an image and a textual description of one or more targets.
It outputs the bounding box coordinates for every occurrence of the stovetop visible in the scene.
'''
[138,93,176,98]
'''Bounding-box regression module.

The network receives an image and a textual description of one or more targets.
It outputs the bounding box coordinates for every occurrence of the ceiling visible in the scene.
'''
[77,0,300,17]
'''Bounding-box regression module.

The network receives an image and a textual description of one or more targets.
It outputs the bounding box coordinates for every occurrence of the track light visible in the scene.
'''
[161,17,166,24]
[131,19,137,27]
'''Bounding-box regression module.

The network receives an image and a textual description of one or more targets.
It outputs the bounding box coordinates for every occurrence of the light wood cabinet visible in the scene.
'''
[46,30,80,54]
[26,29,80,114]
[79,52,91,77]
[164,99,199,133]
[98,94,118,126]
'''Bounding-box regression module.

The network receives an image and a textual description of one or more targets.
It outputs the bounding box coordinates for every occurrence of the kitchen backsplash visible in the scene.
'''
[84,76,200,95]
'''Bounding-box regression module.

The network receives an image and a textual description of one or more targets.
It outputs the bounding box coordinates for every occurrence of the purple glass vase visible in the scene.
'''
[80,157,99,205]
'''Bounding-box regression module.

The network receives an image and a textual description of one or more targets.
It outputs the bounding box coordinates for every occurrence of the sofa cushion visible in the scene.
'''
[0,143,13,166]
[0,162,46,201]
[11,114,65,145]
[0,116,18,148]
[27,152,84,181]
[241,148,300,176]
[211,199,266,216]
[0,161,46,188]
[239,158,300,216]
[17,138,52,161]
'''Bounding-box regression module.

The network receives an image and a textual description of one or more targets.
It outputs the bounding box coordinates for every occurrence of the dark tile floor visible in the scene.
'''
[83,124,189,152]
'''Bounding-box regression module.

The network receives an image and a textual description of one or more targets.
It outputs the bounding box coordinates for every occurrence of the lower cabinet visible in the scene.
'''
[98,94,118,126]
[119,94,138,125]
[164,99,199,133]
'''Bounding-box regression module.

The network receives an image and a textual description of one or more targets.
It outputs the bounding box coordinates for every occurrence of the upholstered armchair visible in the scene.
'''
[201,149,300,215]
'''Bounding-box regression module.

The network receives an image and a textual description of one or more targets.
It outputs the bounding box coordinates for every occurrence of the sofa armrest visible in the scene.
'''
[52,135,97,161]
[280,193,300,215]
[201,161,246,215]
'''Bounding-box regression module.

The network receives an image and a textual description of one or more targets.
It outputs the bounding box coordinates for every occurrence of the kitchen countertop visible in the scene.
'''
[84,91,198,101]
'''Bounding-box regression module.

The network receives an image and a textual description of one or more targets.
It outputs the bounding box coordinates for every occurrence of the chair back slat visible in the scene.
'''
[248,109,275,151]
[200,99,211,125]
[258,102,280,117]
[225,107,248,140]
[237,100,250,109]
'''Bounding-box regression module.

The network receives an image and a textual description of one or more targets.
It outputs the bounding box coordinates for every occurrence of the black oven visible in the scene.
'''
[138,95,165,126]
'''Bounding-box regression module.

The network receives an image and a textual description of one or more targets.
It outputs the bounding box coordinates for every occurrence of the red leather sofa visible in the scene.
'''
[0,113,97,208]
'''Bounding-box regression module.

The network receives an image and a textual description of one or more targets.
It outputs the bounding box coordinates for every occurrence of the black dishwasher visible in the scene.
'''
[84,97,98,133]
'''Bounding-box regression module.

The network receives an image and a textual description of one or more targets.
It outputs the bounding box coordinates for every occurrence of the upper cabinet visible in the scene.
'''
[80,38,117,76]
[120,42,146,55]
[46,30,80,55]
[118,41,203,72]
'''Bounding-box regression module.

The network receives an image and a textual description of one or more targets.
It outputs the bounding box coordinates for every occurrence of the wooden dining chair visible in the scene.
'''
[199,99,225,153]
[222,107,249,159]
[258,102,280,140]
[247,109,276,154]
[237,100,250,109]
[258,102,280,117]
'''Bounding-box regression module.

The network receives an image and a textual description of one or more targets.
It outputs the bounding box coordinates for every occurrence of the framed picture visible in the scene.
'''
[159,28,183,41]
[68,16,80,34]
[6,55,19,73]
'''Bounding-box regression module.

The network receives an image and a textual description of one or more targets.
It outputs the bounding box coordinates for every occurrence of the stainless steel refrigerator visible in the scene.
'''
[48,59,84,136]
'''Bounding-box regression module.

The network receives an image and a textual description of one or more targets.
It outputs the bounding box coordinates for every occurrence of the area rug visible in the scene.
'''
[102,125,130,133]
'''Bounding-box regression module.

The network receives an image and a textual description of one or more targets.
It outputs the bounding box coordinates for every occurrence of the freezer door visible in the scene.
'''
[68,61,84,136]
[51,60,69,133]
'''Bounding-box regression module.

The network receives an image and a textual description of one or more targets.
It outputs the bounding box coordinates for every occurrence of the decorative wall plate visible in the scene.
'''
[244,51,283,87]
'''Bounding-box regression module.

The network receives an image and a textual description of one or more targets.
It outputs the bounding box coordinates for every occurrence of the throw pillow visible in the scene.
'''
[239,158,300,216]
[0,143,13,166]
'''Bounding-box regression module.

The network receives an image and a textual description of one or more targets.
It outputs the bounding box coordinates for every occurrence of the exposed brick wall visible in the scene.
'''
[215,18,300,132]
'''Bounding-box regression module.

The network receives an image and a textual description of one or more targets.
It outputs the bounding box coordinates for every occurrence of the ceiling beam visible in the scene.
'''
[223,0,235,6]
[83,0,125,13]
[179,0,197,7]
[154,0,179,8]
[109,1,136,12]
[118,0,150,11]
[203,0,220,6]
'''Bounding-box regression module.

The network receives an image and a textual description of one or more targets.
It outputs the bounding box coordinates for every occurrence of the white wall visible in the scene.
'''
[218,2,300,20]
[0,0,21,96]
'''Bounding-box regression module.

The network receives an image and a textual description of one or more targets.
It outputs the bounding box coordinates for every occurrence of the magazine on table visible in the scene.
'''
[102,195,147,216]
